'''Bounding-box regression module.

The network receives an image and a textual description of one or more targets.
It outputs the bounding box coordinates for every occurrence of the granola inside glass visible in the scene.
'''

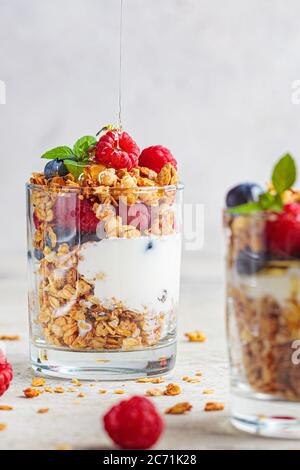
[225,153,300,438]
[27,127,183,379]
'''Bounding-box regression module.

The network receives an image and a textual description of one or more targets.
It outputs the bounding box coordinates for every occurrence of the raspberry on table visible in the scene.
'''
[0,350,13,397]
[139,145,177,174]
[95,130,140,171]
[103,395,164,449]
[267,203,300,257]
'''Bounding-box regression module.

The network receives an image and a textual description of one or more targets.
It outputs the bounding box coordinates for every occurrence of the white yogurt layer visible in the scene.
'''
[234,267,300,303]
[78,234,182,314]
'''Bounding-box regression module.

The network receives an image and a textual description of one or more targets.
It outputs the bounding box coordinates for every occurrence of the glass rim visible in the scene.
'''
[26,181,184,193]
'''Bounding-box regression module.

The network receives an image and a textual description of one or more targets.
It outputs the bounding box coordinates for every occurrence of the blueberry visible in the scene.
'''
[226,183,263,208]
[146,240,154,251]
[80,232,100,244]
[236,248,267,275]
[44,158,70,179]
[45,234,53,249]
[34,248,44,261]
[55,226,78,246]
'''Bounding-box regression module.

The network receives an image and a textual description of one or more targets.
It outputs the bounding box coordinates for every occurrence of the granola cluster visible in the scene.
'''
[29,162,180,352]
[225,213,300,401]
[229,286,300,400]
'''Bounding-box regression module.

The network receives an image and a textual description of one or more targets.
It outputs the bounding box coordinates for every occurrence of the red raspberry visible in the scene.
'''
[139,145,177,174]
[33,211,42,229]
[78,199,99,233]
[103,396,164,449]
[95,130,140,171]
[267,203,300,257]
[0,350,13,397]
[53,196,99,234]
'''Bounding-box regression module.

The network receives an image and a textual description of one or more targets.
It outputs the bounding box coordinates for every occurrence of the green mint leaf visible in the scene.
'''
[73,136,97,160]
[227,202,262,214]
[41,146,75,160]
[259,192,283,212]
[64,159,88,180]
[271,153,296,194]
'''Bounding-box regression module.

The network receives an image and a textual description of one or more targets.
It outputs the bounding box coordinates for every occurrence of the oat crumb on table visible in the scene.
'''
[31,377,45,387]
[145,388,164,396]
[165,402,192,415]
[78,392,85,398]
[0,406,13,411]
[0,335,20,341]
[23,388,41,398]
[114,390,125,394]
[0,423,7,431]
[182,376,201,383]
[185,331,206,342]
[54,387,64,394]
[204,402,225,411]
[136,377,165,384]
[203,389,214,395]
[98,389,107,394]
[37,408,49,414]
[71,378,83,387]
[164,383,181,396]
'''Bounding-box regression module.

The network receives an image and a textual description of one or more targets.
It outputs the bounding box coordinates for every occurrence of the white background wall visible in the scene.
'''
[1,0,300,257]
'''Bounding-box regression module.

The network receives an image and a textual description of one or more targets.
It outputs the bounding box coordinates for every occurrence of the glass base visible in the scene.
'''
[231,387,300,438]
[30,339,176,381]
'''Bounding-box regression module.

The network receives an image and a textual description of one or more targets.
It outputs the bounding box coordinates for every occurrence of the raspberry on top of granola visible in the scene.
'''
[30,125,178,189]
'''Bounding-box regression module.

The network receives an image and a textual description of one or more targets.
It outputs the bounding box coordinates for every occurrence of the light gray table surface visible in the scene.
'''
[0,251,299,450]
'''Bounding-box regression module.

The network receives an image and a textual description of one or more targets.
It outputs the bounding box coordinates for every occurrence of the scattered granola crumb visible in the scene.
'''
[31,377,46,387]
[56,443,72,450]
[204,402,224,412]
[23,388,41,398]
[145,388,163,397]
[37,408,49,414]
[95,360,111,363]
[164,383,181,396]
[71,378,82,387]
[0,423,7,431]
[0,406,13,411]
[182,377,201,383]
[202,389,214,395]
[195,372,203,377]
[78,392,85,398]
[185,331,206,342]
[114,390,125,395]
[136,377,165,384]
[44,387,53,393]
[0,335,20,341]
[66,388,76,393]
[54,387,65,394]
[165,402,192,415]
[99,389,107,394]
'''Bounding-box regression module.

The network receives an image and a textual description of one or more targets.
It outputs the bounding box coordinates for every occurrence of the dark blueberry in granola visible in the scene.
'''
[236,248,267,275]
[226,183,263,208]
[44,158,70,179]
[34,248,44,261]
[55,226,77,247]
[80,232,100,244]
[146,240,154,251]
